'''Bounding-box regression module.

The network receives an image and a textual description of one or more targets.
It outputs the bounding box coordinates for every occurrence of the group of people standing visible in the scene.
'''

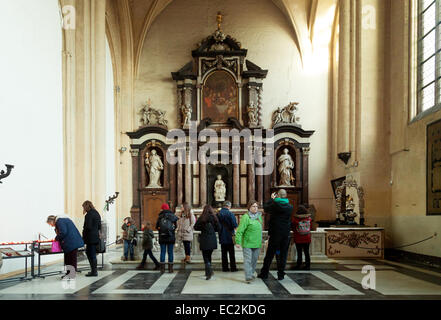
[133,188,312,283]
[45,192,312,283]
[46,200,102,279]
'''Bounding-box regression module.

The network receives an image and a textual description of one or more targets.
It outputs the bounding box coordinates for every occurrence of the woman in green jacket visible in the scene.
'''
[235,200,263,283]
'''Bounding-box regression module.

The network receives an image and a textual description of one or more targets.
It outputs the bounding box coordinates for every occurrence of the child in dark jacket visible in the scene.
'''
[137,222,160,270]
[291,205,312,270]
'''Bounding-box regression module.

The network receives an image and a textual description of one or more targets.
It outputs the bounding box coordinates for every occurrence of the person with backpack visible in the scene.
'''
[156,203,178,273]
[291,204,312,270]
[217,201,238,272]
[194,205,220,280]
[235,200,263,283]
[121,217,138,261]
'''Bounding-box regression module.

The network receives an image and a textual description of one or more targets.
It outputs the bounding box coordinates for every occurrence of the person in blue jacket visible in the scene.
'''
[217,201,238,272]
[47,214,84,279]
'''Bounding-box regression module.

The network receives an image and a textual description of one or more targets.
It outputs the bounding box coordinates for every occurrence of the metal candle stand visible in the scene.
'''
[0,240,105,282]
[0,242,34,284]
[33,240,105,279]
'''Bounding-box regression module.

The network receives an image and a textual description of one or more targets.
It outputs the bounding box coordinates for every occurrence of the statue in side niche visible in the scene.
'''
[145,149,164,188]
[277,148,295,186]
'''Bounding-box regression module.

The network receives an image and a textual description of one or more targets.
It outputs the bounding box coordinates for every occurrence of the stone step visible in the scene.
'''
[109,259,332,270]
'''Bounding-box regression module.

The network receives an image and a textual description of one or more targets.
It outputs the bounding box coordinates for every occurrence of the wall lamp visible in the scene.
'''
[118,147,127,154]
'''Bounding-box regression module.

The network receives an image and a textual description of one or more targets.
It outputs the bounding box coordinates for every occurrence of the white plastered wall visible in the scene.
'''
[0,0,64,275]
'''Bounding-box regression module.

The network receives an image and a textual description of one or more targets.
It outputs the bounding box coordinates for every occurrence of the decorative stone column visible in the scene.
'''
[255,146,264,206]
[181,83,193,129]
[302,147,310,204]
[185,148,192,204]
[177,85,183,124]
[232,145,240,207]
[177,161,183,206]
[200,162,207,207]
[247,82,262,128]
[170,162,176,208]
[247,147,255,203]
[130,149,140,222]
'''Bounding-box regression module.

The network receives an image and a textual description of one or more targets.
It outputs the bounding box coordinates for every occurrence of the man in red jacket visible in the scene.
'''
[291,205,312,270]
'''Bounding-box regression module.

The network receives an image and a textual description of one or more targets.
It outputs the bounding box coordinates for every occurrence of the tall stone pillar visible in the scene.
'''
[62,0,107,222]
[337,0,351,155]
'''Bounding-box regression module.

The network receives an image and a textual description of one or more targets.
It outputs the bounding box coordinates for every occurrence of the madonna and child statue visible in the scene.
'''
[214,175,226,202]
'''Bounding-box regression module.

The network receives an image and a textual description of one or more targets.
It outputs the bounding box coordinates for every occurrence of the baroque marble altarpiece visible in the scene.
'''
[127,16,315,229]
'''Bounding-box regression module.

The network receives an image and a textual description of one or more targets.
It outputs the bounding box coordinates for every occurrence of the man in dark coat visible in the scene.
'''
[47,214,84,278]
[156,203,178,273]
[217,201,238,272]
[82,200,102,277]
[258,189,293,280]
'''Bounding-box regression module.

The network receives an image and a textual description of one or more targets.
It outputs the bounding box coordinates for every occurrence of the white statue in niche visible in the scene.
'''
[145,149,164,188]
[181,104,192,127]
[277,148,295,186]
[214,175,226,202]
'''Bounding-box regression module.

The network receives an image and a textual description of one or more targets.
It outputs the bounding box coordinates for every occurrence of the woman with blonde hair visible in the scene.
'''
[235,200,263,283]
[177,202,196,264]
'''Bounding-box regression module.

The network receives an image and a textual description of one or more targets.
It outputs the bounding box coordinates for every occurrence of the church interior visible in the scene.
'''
[0,0,441,303]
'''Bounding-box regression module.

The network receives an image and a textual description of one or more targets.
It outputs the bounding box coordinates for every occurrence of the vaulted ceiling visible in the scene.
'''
[106,0,337,76]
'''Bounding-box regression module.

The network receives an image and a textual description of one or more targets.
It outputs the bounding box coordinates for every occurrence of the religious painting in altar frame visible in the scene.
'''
[427,119,441,215]
[201,70,239,123]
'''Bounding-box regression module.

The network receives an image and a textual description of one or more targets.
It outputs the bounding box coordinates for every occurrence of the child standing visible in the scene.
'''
[122,217,138,261]
[137,222,160,270]
[292,205,312,270]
